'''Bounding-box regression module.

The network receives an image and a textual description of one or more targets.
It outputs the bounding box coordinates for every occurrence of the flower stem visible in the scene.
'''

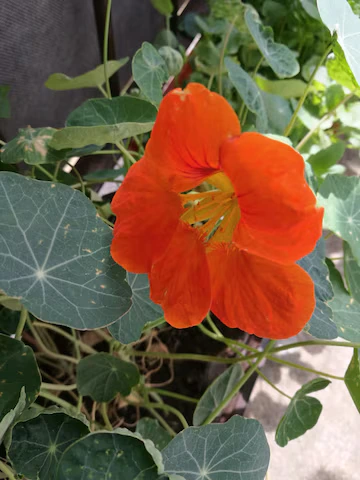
[41,382,77,391]
[98,84,109,98]
[35,164,56,181]
[202,340,276,425]
[267,355,344,381]
[284,43,333,137]
[116,141,137,167]
[142,317,166,332]
[101,403,112,430]
[130,349,238,364]
[255,369,292,400]
[15,307,27,340]
[39,390,76,410]
[103,0,112,98]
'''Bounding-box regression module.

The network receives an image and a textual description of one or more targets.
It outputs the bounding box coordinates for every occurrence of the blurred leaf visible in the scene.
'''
[328,260,360,342]
[0,308,20,335]
[51,96,157,149]
[159,46,183,76]
[318,0,360,85]
[318,175,360,261]
[256,76,307,98]
[0,388,26,445]
[337,102,360,129]
[305,161,319,194]
[307,142,346,176]
[83,167,126,182]
[0,85,11,118]
[57,429,167,480]
[8,412,89,480]
[300,0,321,20]
[0,296,22,311]
[298,239,337,339]
[276,378,330,447]
[45,59,128,90]
[77,353,139,402]
[245,6,300,78]
[327,43,360,91]
[261,91,292,134]
[136,418,172,450]
[1,127,64,165]
[132,42,169,105]
[108,273,163,344]
[325,84,345,110]
[225,57,268,131]
[344,348,360,413]
[151,0,173,16]
[193,364,243,426]
[0,173,132,330]
[0,334,41,421]
[344,241,360,303]
[163,416,270,480]
[154,29,179,49]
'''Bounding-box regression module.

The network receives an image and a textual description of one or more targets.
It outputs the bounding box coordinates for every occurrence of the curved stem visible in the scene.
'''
[35,164,55,181]
[39,390,76,410]
[116,141,137,166]
[0,460,16,480]
[103,0,113,98]
[98,84,109,98]
[148,387,199,404]
[284,43,333,137]
[144,402,189,430]
[101,403,112,430]
[41,382,77,391]
[256,369,292,400]
[267,355,344,381]
[202,341,276,425]
[145,406,177,436]
[15,307,27,340]
[143,317,166,332]
[130,349,239,364]
[218,17,238,96]
[33,321,96,354]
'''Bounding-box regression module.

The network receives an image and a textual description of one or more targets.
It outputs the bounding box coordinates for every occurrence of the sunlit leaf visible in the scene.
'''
[76,353,140,402]
[151,0,173,16]
[193,364,243,426]
[344,348,360,413]
[8,411,89,480]
[109,273,163,344]
[307,142,346,177]
[50,96,157,150]
[132,42,169,105]
[325,84,345,110]
[245,6,300,78]
[300,0,321,20]
[136,418,172,450]
[327,43,360,91]
[163,416,270,480]
[0,85,11,118]
[0,334,41,421]
[276,378,330,447]
[45,59,128,90]
[256,76,308,98]
[344,241,360,303]
[0,173,132,330]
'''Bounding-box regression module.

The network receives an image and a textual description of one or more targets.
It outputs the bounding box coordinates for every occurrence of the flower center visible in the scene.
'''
[180,173,240,243]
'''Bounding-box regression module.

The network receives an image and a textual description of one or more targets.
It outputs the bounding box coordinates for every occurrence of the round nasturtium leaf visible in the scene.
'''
[0,172,132,330]
[0,334,41,421]
[136,418,172,451]
[76,353,140,402]
[8,412,89,480]
[57,430,164,480]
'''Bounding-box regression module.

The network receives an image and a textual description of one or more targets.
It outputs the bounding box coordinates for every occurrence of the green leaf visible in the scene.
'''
[344,348,360,413]
[50,96,157,150]
[158,46,183,77]
[344,241,360,303]
[318,174,360,262]
[193,364,243,426]
[307,142,346,177]
[298,239,337,339]
[328,260,360,342]
[45,59,128,90]
[76,353,140,402]
[0,172,132,330]
[136,418,172,450]
[57,430,166,480]
[244,6,300,78]
[261,91,292,135]
[325,84,345,110]
[300,0,321,20]
[8,412,89,480]
[256,76,308,98]
[108,273,163,344]
[132,42,169,105]
[318,0,360,85]
[275,378,331,447]
[225,57,268,132]
[83,168,126,182]
[0,387,26,445]
[0,334,41,420]
[0,308,20,335]
[151,0,173,16]
[0,85,11,118]
[1,127,64,165]
[327,43,360,91]
[163,416,270,480]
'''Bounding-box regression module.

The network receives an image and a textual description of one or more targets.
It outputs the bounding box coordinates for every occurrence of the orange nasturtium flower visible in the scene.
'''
[111,83,323,339]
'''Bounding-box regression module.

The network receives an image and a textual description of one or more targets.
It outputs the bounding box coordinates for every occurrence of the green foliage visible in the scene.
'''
[255,76,308,98]
[45,59,128,90]
[50,96,157,149]
[8,411,89,480]
[193,364,243,426]
[151,0,173,16]
[76,353,140,402]
[307,142,346,177]
[344,242,360,303]
[163,416,270,480]
[159,46,184,76]
[300,0,321,20]
[132,42,169,105]
[83,167,126,182]
[344,349,360,413]
[0,388,26,445]
[327,43,360,91]
[0,334,41,420]
[0,85,11,118]
[0,173,132,329]
[108,273,163,344]
[136,418,172,450]
[276,378,330,447]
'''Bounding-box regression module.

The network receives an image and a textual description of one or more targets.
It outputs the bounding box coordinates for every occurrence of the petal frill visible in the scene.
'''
[145,83,241,192]
[220,133,324,264]
[150,222,211,328]
[208,244,315,339]
[111,158,183,273]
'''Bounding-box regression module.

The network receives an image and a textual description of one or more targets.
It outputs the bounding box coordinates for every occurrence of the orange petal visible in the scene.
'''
[208,244,315,339]
[111,158,183,273]
[146,83,241,192]
[220,133,323,264]
[150,222,211,328]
